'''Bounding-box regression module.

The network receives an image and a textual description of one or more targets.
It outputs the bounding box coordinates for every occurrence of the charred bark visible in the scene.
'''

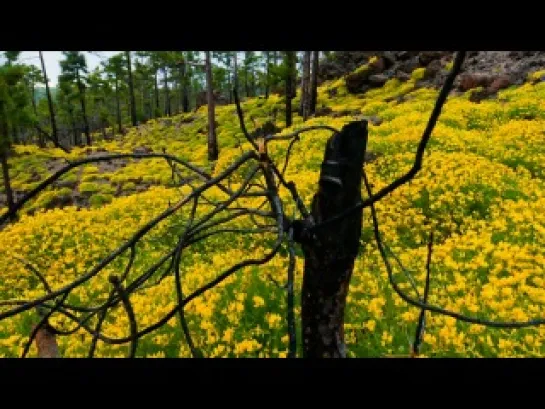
[295,120,368,358]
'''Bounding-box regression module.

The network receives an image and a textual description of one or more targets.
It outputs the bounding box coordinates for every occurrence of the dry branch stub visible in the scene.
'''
[296,120,368,358]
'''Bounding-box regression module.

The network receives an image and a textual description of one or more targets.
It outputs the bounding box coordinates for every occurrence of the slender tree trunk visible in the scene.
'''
[126,51,138,127]
[244,71,250,98]
[11,127,19,144]
[0,112,15,219]
[205,51,218,161]
[233,52,239,99]
[69,108,78,146]
[154,70,160,117]
[250,71,256,97]
[76,71,91,146]
[30,82,37,115]
[39,51,59,147]
[1,149,15,219]
[299,51,311,119]
[265,51,270,99]
[227,56,233,104]
[115,76,122,134]
[296,120,368,358]
[140,82,145,121]
[163,69,171,117]
[285,51,296,127]
[310,51,319,115]
[181,62,189,113]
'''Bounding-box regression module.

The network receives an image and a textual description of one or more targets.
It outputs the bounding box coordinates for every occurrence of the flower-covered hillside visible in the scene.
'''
[1,63,545,358]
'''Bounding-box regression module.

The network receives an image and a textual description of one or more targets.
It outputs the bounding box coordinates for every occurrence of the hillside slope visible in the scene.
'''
[1,58,545,358]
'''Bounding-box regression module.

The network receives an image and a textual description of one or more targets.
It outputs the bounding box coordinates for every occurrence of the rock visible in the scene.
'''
[345,66,373,93]
[469,88,489,103]
[395,71,411,82]
[56,179,78,189]
[398,57,420,74]
[368,74,389,87]
[359,116,383,126]
[424,59,443,79]
[369,57,385,73]
[458,73,493,91]
[133,146,153,155]
[487,75,511,93]
[382,52,396,69]
[418,51,449,66]
[332,109,361,118]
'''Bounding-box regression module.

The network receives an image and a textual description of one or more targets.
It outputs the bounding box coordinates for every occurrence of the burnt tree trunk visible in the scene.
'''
[295,120,368,358]
[205,51,218,161]
[39,51,59,147]
[310,51,319,115]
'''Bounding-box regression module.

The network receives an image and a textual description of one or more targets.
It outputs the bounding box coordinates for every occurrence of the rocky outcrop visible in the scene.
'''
[321,51,545,102]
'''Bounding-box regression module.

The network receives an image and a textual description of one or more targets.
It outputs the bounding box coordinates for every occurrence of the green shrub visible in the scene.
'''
[89,193,114,208]
[79,182,100,194]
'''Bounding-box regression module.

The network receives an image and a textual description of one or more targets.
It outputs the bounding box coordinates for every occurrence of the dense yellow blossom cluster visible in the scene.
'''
[2,65,545,357]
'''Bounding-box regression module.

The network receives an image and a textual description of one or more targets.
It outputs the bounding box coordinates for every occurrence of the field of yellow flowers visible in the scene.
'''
[1,65,545,358]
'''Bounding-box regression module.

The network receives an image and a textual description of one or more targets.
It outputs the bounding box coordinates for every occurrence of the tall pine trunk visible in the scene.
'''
[299,51,311,120]
[265,51,270,99]
[163,68,171,117]
[154,71,160,117]
[181,62,189,113]
[285,51,296,127]
[310,51,319,115]
[126,51,138,127]
[0,149,15,220]
[0,112,15,220]
[233,52,239,99]
[115,76,122,134]
[205,51,218,161]
[68,108,78,146]
[39,51,59,147]
[76,70,91,146]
